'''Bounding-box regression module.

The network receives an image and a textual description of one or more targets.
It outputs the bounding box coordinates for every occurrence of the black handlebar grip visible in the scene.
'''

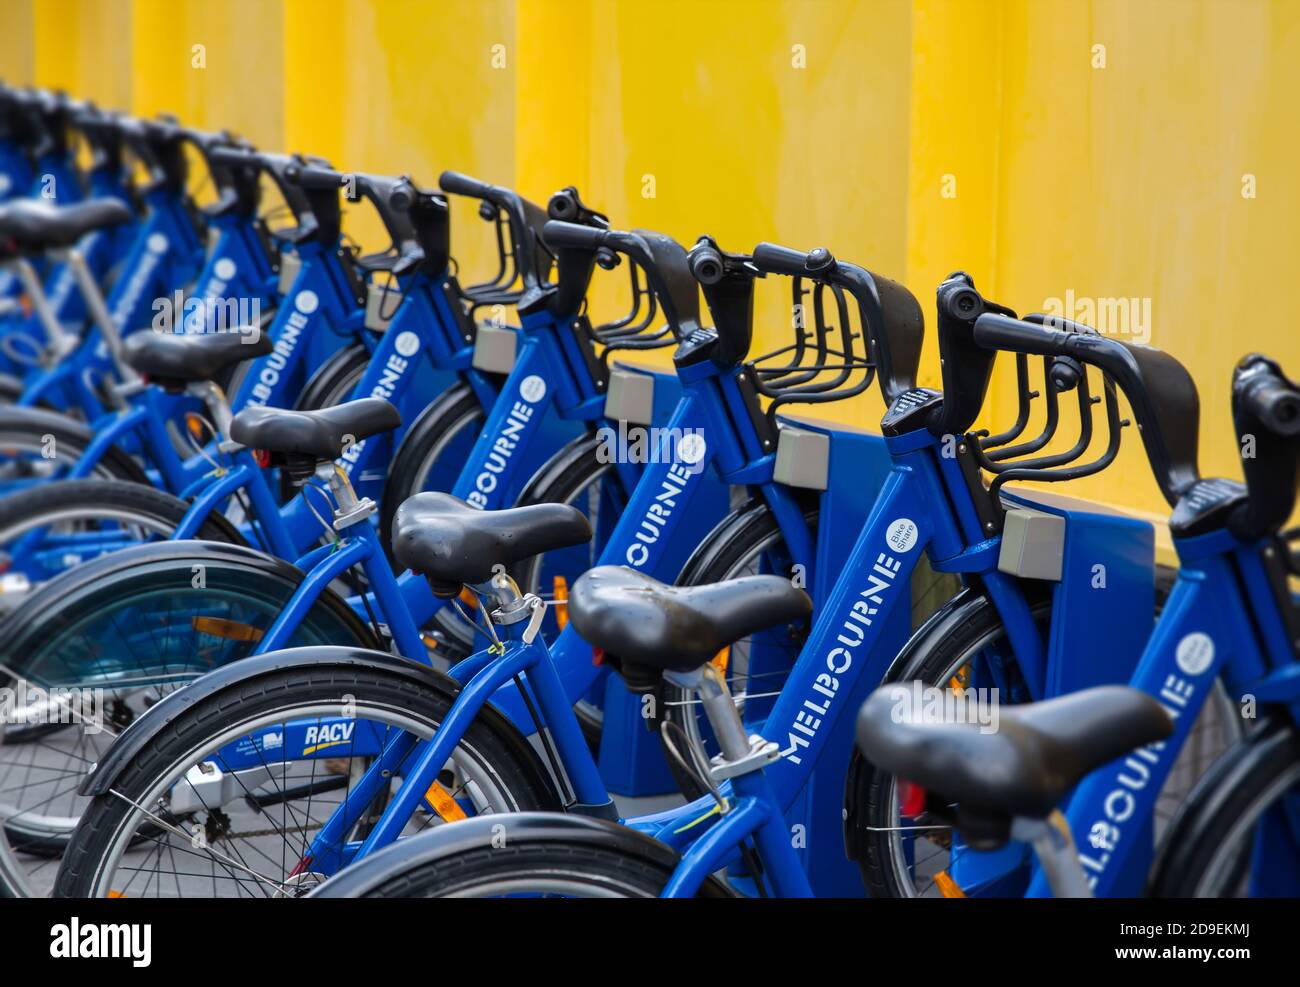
[439,170,494,200]
[688,244,724,285]
[285,163,344,191]
[752,242,818,277]
[208,145,259,168]
[541,219,607,252]
[973,313,1071,356]
[1243,372,1300,437]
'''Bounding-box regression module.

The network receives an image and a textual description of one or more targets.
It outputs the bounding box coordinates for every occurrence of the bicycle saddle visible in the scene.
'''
[124,329,274,388]
[0,198,132,251]
[392,492,592,595]
[855,684,1173,819]
[567,566,812,673]
[231,397,401,461]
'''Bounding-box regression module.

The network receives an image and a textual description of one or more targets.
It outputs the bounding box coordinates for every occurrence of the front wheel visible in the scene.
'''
[0,479,244,593]
[53,663,561,898]
[1149,715,1300,897]
[311,822,732,898]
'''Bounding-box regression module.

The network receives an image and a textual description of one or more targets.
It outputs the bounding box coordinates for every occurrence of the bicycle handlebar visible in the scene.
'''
[542,220,702,340]
[750,242,923,404]
[973,312,1201,506]
[1230,355,1300,540]
[439,171,552,292]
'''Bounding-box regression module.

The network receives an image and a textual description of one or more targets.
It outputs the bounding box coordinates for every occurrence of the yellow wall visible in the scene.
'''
[2,0,1297,519]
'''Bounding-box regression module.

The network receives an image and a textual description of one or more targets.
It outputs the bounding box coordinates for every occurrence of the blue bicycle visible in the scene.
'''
[33,230,1170,898]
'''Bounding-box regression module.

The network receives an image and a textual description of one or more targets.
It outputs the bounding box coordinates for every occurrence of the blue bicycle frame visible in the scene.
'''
[1033,524,1300,896]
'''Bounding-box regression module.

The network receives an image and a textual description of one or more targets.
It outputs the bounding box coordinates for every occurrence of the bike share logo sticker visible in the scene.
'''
[394,330,421,358]
[213,257,238,282]
[886,518,918,554]
[780,540,905,765]
[295,288,320,314]
[109,231,170,331]
[677,431,707,466]
[520,374,547,403]
[1175,632,1215,676]
[246,287,319,406]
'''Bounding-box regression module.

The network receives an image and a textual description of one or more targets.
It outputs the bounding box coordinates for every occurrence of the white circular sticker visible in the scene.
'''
[677,432,707,465]
[519,375,547,403]
[394,331,421,358]
[295,289,320,314]
[147,232,170,253]
[213,258,237,281]
[1175,632,1215,677]
[886,518,919,554]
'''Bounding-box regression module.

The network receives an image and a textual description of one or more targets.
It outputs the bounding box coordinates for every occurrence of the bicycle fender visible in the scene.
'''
[306,811,735,898]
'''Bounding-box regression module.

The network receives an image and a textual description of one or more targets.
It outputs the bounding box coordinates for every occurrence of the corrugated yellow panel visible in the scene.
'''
[284,0,515,272]
[0,0,35,85]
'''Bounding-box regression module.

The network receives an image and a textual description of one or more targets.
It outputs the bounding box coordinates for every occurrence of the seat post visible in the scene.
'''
[1010,811,1092,898]
[58,246,140,384]
[188,380,234,438]
[5,256,77,363]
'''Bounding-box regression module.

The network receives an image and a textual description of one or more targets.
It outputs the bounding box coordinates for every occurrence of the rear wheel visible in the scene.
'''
[53,665,561,898]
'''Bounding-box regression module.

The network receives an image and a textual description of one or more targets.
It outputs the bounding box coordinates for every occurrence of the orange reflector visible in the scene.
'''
[552,575,569,630]
[424,781,467,822]
[185,413,206,439]
[458,587,479,610]
[421,633,439,652]
[191,616,265,643]
[107,890,126,898]
[948,666,971,693]
[711,646,730,676]
[933,870,966,898]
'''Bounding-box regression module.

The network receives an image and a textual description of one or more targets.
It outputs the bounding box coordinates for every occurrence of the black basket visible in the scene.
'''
[746,275,875,427]
[966,314,1130,495]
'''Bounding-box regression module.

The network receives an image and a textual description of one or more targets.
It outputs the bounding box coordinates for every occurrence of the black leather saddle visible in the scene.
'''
[0,198,132,253]
[567,566,813,673]
[855,684,1173,819]
[231,397,401,462]
[124,329,273,389]
[392,492,592,596]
